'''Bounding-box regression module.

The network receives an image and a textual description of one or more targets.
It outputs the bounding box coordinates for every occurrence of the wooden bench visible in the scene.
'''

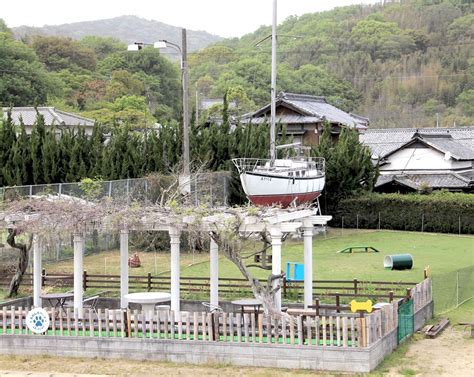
[337,246,380,254]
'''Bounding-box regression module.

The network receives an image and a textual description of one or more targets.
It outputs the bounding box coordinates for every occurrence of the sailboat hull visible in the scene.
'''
[239,171,324,207]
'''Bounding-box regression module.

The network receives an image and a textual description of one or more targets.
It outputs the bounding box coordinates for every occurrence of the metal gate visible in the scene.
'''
[397,299,414,343]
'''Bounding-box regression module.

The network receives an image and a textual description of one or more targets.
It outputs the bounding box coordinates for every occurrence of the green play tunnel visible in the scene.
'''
[384,254,413,270]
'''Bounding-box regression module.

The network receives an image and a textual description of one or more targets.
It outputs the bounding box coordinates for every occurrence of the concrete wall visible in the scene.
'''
[0,297,32,309]
[369,329,398,371]
[0,299,434,373]
[0,335,382,373]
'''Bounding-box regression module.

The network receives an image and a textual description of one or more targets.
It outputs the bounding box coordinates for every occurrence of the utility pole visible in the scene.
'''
[270,0,277,166]
[436,112,439,128]
[182,28,190,177]
[195,87,199,128]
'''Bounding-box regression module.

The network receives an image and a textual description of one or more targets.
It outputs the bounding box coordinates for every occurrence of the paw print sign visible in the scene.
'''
[26,308,50,334]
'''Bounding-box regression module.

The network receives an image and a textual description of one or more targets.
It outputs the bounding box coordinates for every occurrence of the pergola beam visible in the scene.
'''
[1,203,334,316]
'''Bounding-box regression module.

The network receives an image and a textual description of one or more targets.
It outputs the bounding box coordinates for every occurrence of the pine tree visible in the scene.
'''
[313,125,378,212]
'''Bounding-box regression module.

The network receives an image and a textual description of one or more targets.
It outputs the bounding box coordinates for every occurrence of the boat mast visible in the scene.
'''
[270,0,277,166]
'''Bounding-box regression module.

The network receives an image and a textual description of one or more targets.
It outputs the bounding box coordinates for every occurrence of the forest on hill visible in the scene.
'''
[0,0,473,129]
[190,0,473,128]
[12,15,223,53]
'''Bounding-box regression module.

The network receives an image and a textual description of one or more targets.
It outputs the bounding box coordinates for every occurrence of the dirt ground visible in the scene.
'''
[385,326,473,377]
[0,327,472,376]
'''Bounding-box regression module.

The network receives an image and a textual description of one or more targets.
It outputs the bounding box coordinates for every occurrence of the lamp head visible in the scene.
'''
[127,44,141,51]
[153,41,168,49]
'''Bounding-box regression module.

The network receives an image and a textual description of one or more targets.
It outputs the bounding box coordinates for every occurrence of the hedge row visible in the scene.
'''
[332,192,474,234]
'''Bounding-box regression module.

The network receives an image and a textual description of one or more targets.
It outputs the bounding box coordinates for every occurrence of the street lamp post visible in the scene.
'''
[128,28,190,187]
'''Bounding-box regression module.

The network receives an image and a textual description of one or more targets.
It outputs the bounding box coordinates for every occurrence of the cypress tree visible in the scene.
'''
[41,128,60,183]
[146,128,163,173]
[67,132,82,182]
[0,111,17,186]
[58,129,75,182]
[88,123,105,178]
[11,122,30,185]
[76,129,89,180]
[104,126,127,180]
[121,130,138,178]
[30,113,46,184]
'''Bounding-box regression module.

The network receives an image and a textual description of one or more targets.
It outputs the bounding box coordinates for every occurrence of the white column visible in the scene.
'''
[210,238,219,308]
[169,227,181,312]
[32,235,42,308]
[303,220,314,308]
[73,233,84,311]
[270,227,282,311]
[120,229,129,309]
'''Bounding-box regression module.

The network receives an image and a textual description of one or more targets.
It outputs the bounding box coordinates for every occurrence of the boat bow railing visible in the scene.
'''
[232,157,325,175]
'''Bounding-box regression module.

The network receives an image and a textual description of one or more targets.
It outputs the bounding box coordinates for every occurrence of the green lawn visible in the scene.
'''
[182,230,473,283]
[43,229,472,283]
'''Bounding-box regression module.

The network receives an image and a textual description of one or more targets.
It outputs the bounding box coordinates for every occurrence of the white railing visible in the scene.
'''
[232,158,325,175]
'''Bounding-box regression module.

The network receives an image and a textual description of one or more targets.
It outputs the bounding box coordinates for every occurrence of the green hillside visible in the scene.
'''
[189,1,474,128]
[0,1,472,129]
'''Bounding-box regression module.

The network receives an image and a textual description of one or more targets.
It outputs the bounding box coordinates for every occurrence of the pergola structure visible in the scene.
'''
[1,203,331,312]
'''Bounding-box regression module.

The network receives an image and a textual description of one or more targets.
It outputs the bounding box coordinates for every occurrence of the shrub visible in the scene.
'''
[333,191,474,234]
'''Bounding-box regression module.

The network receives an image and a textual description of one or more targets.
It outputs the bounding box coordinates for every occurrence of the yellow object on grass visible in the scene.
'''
[350,299,373,313]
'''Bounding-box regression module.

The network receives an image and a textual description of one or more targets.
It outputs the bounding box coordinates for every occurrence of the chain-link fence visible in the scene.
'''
[0,172,231,208]
[337,212,473,235]
[0,230,120,272]
[431,265,473,314]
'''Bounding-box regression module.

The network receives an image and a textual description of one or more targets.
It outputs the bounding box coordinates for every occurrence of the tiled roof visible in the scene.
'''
[200,99,237,111]
[245,92,369,129]
[376,173,472,189]
[2,107,95,127]
[417,134,474,160]
[247,115,321,125]
[360,127,474,158]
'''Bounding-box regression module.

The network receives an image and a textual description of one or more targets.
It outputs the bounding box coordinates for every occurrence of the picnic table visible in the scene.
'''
[40,292,74,314]
[124,292,171,319]
[231,298,263,325]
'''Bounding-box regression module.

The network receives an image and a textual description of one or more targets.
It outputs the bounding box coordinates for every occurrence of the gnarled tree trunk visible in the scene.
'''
[6,229,33,298]
[210,229,285,317]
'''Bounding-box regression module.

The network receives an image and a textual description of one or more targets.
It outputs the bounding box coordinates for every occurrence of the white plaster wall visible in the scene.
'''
[24,125,94,136]
[380,148,470,172]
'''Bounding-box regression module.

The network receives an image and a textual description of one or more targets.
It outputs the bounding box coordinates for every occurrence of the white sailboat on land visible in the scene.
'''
[232,0,326,208]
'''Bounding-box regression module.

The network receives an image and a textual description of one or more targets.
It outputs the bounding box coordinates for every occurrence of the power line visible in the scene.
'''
[189,41,474,57]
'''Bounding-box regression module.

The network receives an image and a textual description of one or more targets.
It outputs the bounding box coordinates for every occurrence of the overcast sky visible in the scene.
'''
[3,0,378,38]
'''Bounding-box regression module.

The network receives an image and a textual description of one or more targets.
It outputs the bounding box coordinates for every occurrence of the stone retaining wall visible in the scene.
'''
[0,331,396,373]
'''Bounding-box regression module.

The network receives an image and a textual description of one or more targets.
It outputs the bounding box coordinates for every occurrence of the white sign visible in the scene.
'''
[26,308,50,334]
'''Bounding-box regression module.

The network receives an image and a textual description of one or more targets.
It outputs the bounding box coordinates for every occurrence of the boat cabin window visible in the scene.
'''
[296,171,300,177]
[302,171,306,177]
